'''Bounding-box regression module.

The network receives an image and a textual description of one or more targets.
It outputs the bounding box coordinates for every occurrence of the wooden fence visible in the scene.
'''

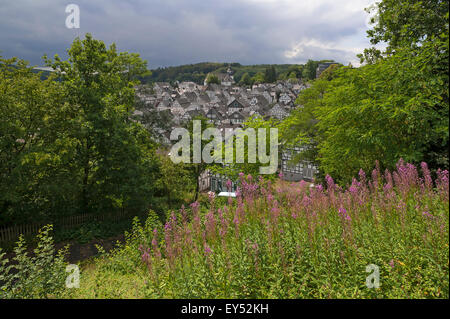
[0,210,134,245]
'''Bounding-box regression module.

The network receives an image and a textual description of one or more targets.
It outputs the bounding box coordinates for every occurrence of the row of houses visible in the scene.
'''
[138,78,306,125]
[134,76,318,191]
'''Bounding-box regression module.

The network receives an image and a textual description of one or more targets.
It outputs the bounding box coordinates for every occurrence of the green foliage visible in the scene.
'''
[205,73,220,85]
[211,116,279,181]
[285,35,448,184]
[302,59,319,80]
[360,0,449,63]
[0,34,161,225]
[281,0,448,184]
[53,218,138,244]
[154,154,194,207]
[301,59,336,81]
[238,72,252,86]
[251,72,266,84]
[264,66,277,83]
[0,225,69,298]
[44,33,160,214]
[141,62,225,84]
[318,63,341,81]
[366,0,449,52]
[141,62,305,85]
[183,117,216,201]
[323,40,447,183]
[287,72,298,83]
[0,56,71,224]
[279,79,325,178]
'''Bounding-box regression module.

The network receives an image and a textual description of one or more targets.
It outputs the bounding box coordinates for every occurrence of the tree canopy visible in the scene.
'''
[0,34,161,225]
[205,73,221,85]
[278,0,449,184]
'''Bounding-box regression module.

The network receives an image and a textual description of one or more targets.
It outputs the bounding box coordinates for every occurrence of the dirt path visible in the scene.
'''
[56,234,126,264]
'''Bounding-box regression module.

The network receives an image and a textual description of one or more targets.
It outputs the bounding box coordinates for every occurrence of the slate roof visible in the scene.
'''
[206,108,223,120]
[176,97,190,107]
[197,93,211,103]
[184,91,198,102]
[154,82,171,89]
[227,98,245,109]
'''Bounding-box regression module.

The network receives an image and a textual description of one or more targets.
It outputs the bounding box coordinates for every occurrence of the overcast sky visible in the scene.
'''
[0,0,381,68]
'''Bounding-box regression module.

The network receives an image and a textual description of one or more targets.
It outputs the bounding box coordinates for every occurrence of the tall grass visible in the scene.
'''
[69,160,449,298]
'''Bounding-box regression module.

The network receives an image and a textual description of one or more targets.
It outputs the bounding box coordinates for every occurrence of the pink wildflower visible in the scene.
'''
[338,207,351,221]
[204,243,212,256]
[389,259,395,269]
[226,179,232,191]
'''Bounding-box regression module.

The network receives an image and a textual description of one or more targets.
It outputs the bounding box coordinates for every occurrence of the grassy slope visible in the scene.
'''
[64,163,449,299]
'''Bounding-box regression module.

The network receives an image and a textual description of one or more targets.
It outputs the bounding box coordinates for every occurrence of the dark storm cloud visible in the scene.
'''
[0,0,376,68]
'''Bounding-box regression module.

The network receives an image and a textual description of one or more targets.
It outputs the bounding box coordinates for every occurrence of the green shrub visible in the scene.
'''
[0,225,69,298]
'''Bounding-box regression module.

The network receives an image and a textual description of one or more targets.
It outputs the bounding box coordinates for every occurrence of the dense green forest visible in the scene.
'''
[140,60,333,84]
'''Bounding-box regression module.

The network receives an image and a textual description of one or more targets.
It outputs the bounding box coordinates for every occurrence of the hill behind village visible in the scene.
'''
[140,61,335,85]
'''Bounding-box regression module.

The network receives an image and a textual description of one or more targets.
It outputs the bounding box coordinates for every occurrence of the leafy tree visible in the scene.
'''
[210,116,280,181]
[264,66,277,83]
[325,43,446,182]
[251,72,266,84]
[206,73,220,85]
[44,33,159,215]
[0,57,68,224]
[284,36,448,184]
[357,47,383,65]
[302,60,319,80]
[287,65,303,79]
[280,0,448,184]
[367,0,449,51]
[239,72,252,86]
[155,154,193,207]
[360,0,449,63]
[288,72,298,82]
[180,116,215,201]
[318,63,341,81]
[279,76,330,181]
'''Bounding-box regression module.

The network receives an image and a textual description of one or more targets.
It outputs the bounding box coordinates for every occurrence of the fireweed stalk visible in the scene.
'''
[135,160,449,298]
